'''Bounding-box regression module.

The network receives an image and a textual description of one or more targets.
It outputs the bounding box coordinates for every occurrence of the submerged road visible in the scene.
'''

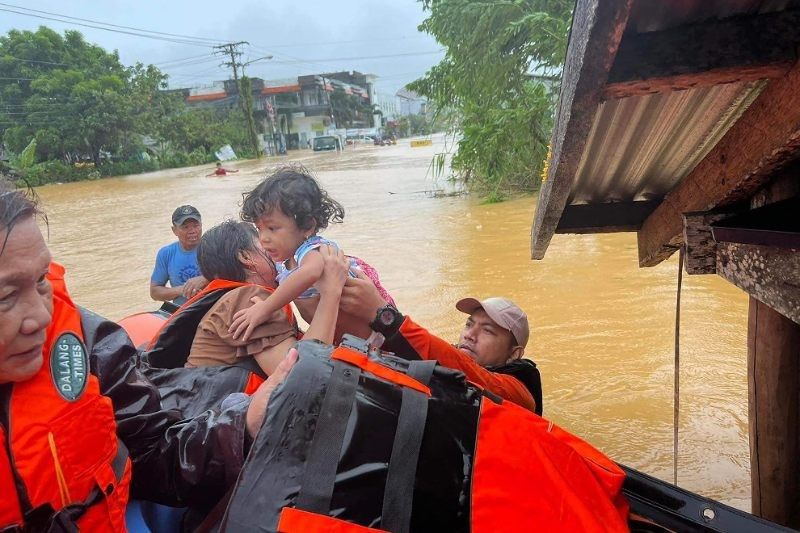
[36,136,751,510]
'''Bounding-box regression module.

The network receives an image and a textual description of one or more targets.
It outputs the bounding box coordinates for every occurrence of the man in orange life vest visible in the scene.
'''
[340,275,543,415]
[0,179,296,531]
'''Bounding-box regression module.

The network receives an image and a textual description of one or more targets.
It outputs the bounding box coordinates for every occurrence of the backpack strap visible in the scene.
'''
[380,359,437,533]
[295,358,362,514]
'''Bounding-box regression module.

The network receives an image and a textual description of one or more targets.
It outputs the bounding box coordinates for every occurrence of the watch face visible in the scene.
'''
[379,308,396,326]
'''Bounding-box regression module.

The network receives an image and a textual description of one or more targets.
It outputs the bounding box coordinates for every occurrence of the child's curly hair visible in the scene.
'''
[241,164,344,232]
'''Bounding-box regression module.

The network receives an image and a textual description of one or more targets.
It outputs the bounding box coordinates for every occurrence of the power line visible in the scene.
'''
[271,50,445,63]
[1,56,68,66]
[155,54,216,68]
[0,6,216,48]
[0,2,226,46]
[162,57,222,71]
[258,35,433,49]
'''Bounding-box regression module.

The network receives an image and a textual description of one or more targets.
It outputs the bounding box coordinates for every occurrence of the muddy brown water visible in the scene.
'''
[35,136,750,510]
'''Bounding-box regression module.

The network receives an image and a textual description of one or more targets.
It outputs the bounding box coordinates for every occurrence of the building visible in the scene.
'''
[395,88,427,116]
[175,71,376,152]
[373,91,400,123]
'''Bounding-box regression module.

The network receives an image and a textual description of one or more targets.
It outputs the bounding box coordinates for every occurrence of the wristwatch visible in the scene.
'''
[369,305,404,337]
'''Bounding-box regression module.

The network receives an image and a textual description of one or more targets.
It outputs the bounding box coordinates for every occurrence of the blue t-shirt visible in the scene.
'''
[151,241,201,288]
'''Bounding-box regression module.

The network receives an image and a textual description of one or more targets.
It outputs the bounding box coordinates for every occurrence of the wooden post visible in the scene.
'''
[748,297,800,528]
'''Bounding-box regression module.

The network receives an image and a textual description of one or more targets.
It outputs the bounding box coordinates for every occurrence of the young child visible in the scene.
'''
[229,165,394,342]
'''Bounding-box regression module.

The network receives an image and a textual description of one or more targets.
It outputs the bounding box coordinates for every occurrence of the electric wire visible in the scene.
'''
[1,56,68,66]
[0,6,216,48]
[674,245,685,486]
[0,2,225,45]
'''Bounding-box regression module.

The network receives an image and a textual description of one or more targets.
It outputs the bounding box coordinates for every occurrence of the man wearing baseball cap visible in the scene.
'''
[341,277,542,414]
[150,205,209,305]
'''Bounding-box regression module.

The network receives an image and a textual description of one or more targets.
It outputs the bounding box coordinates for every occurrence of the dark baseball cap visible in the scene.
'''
[172,205,201,225]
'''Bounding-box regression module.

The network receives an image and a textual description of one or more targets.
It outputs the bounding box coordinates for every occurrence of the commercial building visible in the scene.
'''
[174,71,376,152]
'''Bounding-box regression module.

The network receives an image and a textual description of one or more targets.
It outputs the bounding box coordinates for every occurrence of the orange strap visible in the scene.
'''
[277,507,387,532]
[330,348,431,396]
[243,373,266,395]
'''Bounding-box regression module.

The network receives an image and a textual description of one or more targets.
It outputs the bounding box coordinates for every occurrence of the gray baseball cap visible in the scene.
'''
[456,296,530,348]
[172,205,201,225]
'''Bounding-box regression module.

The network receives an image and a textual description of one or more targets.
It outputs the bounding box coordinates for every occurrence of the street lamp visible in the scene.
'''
[242,55,273,70]
[240,55,273,158]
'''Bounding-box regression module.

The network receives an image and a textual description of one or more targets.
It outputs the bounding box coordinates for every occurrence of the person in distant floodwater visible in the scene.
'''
[208,162,240,177]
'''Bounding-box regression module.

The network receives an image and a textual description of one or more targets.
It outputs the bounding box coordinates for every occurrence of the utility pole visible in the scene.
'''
[214,42,261,158]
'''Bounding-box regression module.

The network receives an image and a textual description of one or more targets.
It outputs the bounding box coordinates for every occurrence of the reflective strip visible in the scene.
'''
[330,348,431,396]
[277,507,387,532]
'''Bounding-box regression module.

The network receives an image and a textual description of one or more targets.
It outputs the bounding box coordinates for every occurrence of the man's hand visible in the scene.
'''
[340,270,388,322]
[246,347,298,438]
[182,275,209,299]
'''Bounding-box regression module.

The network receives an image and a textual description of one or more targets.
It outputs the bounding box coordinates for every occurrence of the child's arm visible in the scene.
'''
[250,246,349,375]
[302,246,348,343]
[229,251,325,341]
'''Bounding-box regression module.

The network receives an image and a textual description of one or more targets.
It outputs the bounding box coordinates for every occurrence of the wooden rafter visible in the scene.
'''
[556,200,661,234]
[637,62,800,267]
[531,0,633,259]
[604,9,800,100]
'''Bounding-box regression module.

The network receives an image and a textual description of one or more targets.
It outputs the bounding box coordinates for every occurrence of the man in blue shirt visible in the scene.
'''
[150,205,209,304]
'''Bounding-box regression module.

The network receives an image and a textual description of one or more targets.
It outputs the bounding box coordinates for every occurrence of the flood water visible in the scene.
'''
[36,136,750,510]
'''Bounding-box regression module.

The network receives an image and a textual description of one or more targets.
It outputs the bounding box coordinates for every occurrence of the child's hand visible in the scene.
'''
[229,298,272,342]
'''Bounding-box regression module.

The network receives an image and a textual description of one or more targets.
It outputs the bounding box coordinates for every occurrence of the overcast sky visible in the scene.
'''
[0,1,444,97]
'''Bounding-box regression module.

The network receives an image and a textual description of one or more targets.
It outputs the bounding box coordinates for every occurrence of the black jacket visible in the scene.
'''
[79,307,250,508]
[489,359,543,416]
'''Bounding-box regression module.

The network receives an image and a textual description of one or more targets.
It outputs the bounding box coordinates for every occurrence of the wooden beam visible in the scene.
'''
[682,211,734,275]
[748,297,800,528]
[750,168,800,210]
[603,10,800,100]
[531,0,632,259]
[556,200,660,234]
[717,243,800,324]
[637,62,800,267]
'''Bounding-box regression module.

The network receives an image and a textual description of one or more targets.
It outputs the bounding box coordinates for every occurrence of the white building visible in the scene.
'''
[396,89,427,116]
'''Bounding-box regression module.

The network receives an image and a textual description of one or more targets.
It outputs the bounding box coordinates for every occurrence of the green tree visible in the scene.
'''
[409,0,571,199]
[0,28,138,165]
[330,88,374,129]
[0,26,277,183]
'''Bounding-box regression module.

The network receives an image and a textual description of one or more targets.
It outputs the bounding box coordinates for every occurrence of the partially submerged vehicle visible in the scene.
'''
[313,135,342,152]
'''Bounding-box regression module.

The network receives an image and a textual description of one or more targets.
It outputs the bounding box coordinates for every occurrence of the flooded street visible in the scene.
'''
[36,137,750,510]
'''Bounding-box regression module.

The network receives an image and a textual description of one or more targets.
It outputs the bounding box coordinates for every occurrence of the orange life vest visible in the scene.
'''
[0,263,130,531]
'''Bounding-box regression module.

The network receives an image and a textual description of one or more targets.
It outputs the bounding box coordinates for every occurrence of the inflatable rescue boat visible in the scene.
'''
[120,302,790,533]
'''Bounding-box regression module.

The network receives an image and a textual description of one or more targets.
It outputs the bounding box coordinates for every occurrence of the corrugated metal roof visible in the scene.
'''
[568,80,766,205]
[627,0,797,33]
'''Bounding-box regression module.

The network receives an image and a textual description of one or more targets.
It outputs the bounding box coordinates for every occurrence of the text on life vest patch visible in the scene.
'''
[50,332,89,401]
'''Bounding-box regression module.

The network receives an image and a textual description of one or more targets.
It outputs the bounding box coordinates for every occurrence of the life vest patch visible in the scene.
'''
[50,332,89,401]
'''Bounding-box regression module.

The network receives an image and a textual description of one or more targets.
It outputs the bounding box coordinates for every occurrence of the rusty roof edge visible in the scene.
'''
[531,0,633,260]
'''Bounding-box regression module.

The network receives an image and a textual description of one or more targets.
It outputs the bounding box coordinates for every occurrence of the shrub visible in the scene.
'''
[23,161,90,186]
